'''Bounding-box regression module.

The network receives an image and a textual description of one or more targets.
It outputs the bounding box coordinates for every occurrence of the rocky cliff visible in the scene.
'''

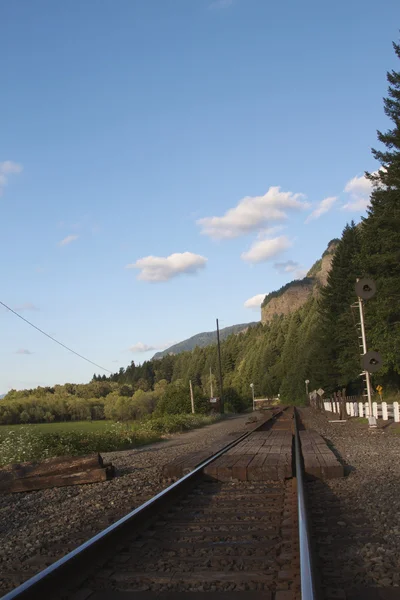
[261,239,339,324]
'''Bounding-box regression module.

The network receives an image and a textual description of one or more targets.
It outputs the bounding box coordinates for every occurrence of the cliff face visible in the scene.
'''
[261,240,338,324]
[261,281,313,323]
[314,242,337,287]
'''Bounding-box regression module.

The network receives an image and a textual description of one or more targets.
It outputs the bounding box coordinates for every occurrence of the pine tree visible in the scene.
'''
[360,40,400,383]
[318,222,361,391]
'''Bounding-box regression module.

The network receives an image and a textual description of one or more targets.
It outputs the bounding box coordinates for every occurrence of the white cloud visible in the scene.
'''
[256,225,286,239]
[0,161,23,196]
[59,234,79,246]
[342,173,373,211]
[129,341,173,353]
[244,294,267,310]
[127,252,207,282]
[16,349,33,355]
[241,235,292,264]
[274,260,299,273]
[209,0,233,8]
[14,303,39,312]
[305,196,337,224]
[345,174,372,196]
[0,161,22,175]
[129,342,157,353]
[274,260,306,279]
[197,187,309,239]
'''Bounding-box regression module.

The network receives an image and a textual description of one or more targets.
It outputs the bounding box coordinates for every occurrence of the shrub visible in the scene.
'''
[223,387,249,413]
[139,413,219,435]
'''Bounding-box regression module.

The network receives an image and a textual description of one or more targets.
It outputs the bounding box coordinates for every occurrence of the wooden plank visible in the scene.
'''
[203,454,232,480]
[0,453,104,482]
[247,453,268,481]
[90,592,273,600]
[231,454,255,480]
[299,430,343,479]
[110,570,276,583]
[0,466,114,493]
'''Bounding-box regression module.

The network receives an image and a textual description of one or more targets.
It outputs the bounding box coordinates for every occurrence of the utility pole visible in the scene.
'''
[216,318,224,414]
[209,366,213,398]
[354,278,379,428]
[357,296,375,426]
[189,379,195,414]
[305,379,310,398]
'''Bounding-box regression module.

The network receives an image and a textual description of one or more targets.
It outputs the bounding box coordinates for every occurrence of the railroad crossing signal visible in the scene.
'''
[355,278,376,300]
[317,388,325,397]
[376,385,383,393]
[362,350,382,373]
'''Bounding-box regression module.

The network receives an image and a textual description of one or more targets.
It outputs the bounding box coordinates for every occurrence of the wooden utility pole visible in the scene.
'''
[189,380,195,414]
[210,366,213,398]
[216,318,224,414]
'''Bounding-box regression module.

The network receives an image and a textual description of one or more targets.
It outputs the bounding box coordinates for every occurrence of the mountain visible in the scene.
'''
[153,322,257,359]
[261,239,339,324]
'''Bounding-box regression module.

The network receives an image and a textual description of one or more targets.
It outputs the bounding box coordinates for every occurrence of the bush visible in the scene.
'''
[139,413,220,435]
[154,383,192,415]
[223,387,249,413]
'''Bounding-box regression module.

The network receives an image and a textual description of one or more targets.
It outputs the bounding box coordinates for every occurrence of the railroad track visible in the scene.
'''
[2,409,317,600]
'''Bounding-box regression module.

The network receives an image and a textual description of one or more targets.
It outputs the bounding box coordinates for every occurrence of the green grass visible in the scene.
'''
[0,420,113,439]
[0,414,221,466]
[379,394,400,404]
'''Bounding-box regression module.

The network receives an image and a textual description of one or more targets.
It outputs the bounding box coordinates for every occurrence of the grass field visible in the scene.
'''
[0,420,113,439]
[0,414,221,465]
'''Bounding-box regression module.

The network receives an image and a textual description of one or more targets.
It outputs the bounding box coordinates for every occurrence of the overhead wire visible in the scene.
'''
[0,300,113,374]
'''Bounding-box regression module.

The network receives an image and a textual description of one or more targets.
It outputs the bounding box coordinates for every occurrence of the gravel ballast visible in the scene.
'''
[2,408,399,597]
[0,413,254,594]
[299,407,400,596]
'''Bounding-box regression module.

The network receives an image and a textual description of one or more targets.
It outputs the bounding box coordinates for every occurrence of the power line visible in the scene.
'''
[1,300,113,374]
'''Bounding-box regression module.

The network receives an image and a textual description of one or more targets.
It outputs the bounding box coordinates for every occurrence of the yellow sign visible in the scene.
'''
[376,385,383,392]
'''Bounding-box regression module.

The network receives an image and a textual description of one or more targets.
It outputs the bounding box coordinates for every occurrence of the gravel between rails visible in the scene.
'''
[0,413,254,595]
[83,479,293,596]
[298,407,400,596]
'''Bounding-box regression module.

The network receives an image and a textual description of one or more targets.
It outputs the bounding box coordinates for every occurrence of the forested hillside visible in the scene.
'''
[152,322,257,359]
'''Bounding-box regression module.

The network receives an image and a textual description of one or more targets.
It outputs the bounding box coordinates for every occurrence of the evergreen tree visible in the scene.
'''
[317,222,361,391]
[360,40,400,384]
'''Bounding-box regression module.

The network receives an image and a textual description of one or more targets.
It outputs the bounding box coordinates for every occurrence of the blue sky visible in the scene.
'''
[1,0,399,392]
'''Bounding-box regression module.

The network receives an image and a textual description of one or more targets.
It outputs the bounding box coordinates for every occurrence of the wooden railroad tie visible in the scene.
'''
[164,421,343,481]
[0,453,115,493]
[299,430,344,479]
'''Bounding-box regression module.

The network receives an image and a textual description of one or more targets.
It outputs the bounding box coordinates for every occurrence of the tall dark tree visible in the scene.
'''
[317,222,361,391]
[360,40,400,384]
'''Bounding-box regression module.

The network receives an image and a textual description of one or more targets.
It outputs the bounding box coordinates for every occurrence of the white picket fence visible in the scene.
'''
[324,400,400,422]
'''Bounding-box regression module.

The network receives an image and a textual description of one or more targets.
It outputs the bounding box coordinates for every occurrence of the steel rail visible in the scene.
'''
[294,408,319,600]
[1,413,281,600]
